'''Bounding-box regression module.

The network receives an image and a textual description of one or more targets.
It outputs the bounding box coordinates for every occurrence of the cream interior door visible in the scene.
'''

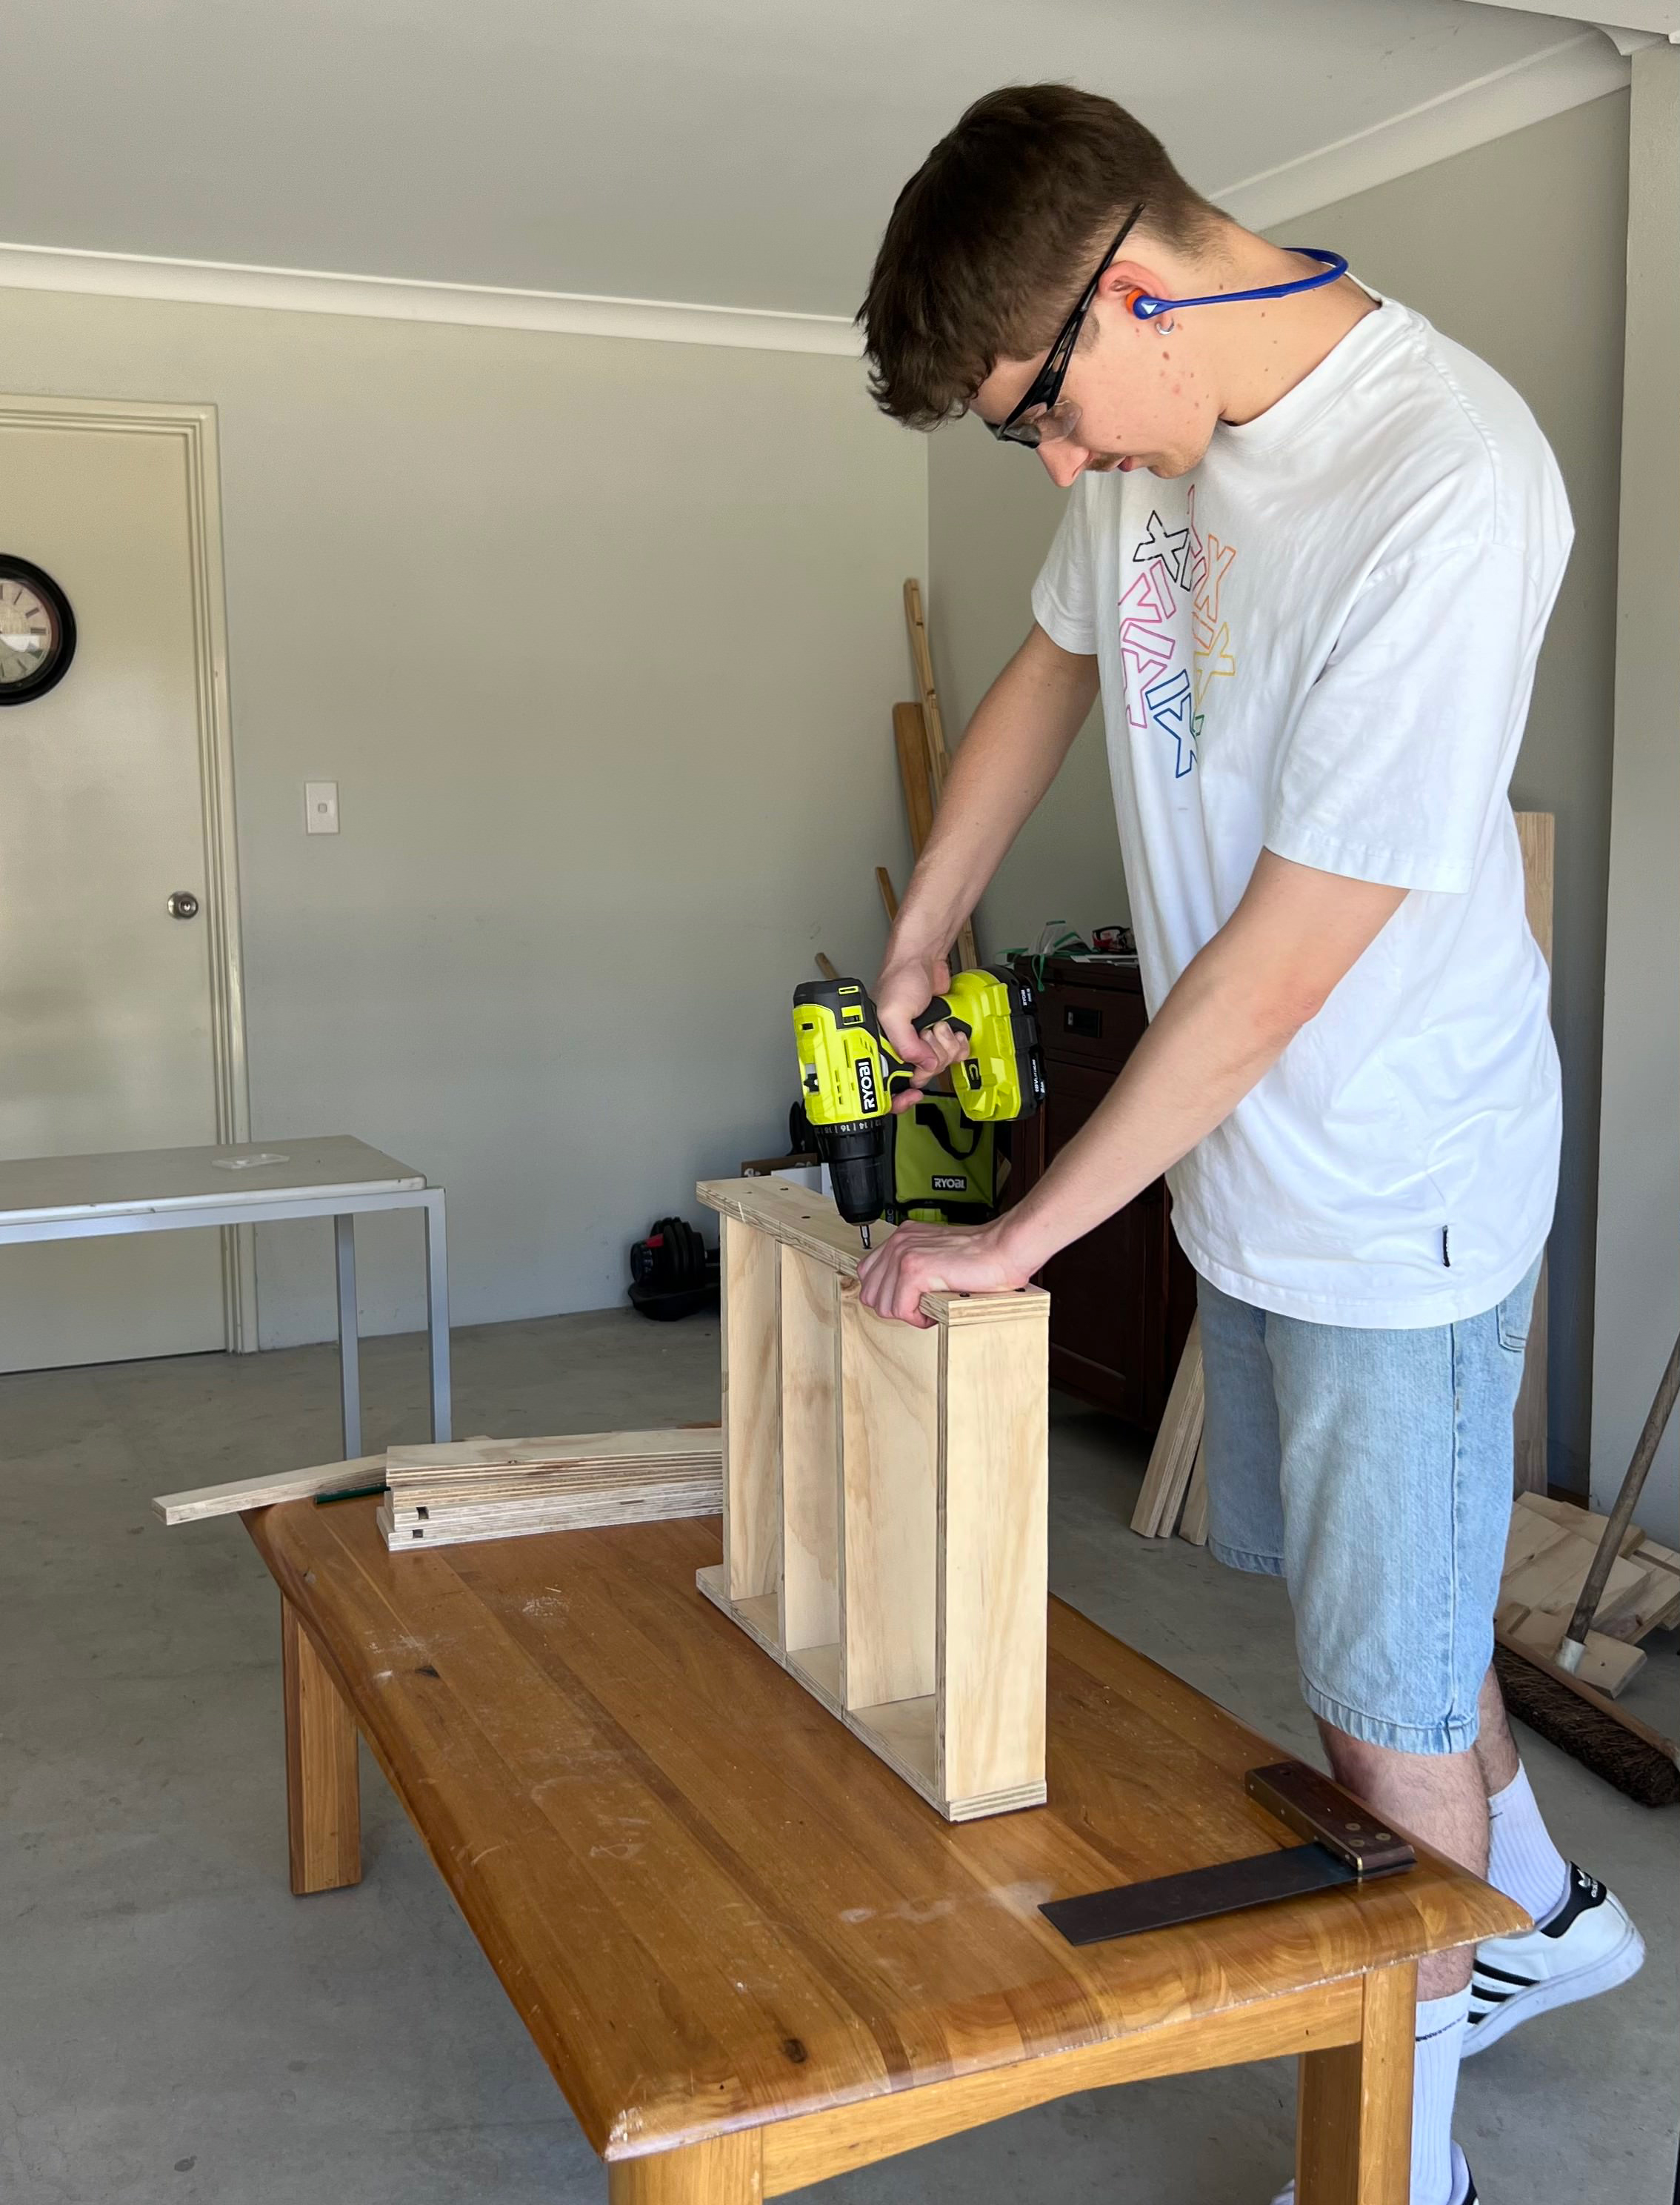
[0,410,233,1371]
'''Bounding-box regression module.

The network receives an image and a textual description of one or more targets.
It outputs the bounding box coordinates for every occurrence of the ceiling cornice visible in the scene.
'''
[0,240,862,356]
[1216,27,1630,230]
[0,29,1633,351]
[1461,0,1678,41]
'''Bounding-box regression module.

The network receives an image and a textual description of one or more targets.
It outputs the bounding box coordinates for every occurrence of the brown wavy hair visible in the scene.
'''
[859,84,1219,429]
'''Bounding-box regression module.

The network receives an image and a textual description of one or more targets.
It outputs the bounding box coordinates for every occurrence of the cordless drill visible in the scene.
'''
[791,968,1045,1243]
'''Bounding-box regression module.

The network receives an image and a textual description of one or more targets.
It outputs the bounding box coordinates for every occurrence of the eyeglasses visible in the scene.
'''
[990,202,1144,448]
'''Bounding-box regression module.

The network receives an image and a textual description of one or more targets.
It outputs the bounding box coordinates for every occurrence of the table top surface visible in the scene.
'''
[0,1136,426,1223]
[248,1503,1522,2160]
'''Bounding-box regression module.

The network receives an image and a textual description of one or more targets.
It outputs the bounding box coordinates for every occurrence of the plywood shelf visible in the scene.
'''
[850,1697,938,1786]
[733,1591,781,1650]
[787,1640,841,1708]
[696,1177,1050,1821]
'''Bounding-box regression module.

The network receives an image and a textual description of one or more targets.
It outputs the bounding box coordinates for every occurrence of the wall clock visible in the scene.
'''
[0,555,77,705]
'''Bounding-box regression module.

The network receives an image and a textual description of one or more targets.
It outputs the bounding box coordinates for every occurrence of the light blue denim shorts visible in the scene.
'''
[1197,1258,1541,1755]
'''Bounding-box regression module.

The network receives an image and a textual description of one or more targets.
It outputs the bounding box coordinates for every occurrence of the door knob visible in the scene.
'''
[167,891,200,919]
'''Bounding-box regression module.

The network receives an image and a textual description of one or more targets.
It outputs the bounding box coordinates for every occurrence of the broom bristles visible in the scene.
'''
[1494,1646,1680,1809]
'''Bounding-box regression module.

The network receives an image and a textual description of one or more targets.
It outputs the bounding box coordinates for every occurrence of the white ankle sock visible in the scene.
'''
[1412,1987,1470,2205]
[1487,1763,1570,1926]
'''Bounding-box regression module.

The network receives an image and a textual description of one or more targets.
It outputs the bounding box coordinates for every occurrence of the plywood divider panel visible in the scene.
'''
[938,1311,1049,1810]
[779,1246,841,1657]
[721,1215,781,1609]
[839,1282,940,1709]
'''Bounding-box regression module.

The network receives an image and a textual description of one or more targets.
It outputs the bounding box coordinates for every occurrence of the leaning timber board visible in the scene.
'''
[695,1177,1051,1821]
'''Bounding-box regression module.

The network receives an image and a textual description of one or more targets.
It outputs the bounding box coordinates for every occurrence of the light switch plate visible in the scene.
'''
[304,780,340,835]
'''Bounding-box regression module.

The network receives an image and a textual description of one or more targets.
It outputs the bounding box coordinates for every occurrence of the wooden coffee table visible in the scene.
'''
[245,1500,1523,2202]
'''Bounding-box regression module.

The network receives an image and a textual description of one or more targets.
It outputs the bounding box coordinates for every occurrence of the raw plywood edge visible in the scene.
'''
[698,1179,1048,1327]
[924,1289,1051,1328]
[387,1427,720,1474]
[946,1779,1050,1822]
[699,1177,879,1273]
[154,1452,386,1524]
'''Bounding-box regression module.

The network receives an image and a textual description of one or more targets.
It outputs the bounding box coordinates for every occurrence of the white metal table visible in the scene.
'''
[0,1135,450,1455]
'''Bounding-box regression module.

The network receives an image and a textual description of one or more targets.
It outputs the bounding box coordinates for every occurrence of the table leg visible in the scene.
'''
[281,1597,361,1897]
[423,1190,453,1442]
[1296,1960,1415,2205]
[607,2133,763,2204]
[334,1213,362,1460]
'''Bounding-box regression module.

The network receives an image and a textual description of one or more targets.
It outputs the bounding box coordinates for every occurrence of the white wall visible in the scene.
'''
[926,93,1630,1489]
[0,289,927,1344]
[1592,49,1680,1544]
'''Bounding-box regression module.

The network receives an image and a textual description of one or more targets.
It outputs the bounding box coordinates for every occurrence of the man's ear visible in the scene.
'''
[1097,259,1167,323]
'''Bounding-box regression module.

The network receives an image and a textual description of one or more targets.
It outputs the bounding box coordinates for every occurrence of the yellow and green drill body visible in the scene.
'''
[791,967,1045,1240]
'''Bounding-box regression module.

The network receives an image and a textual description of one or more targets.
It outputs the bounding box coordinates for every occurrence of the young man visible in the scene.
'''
[853,85,1643,2205]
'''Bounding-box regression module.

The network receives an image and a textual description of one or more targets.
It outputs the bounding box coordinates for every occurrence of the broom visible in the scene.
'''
[1495,1332,1680,1809]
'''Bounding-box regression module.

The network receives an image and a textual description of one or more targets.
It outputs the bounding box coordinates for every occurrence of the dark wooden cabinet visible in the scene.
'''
[1004,957,1197,1429]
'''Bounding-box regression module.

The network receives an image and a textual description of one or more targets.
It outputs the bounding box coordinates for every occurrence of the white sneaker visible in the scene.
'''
[1270,2145,1476,2204]
[1464,1861,1644,2058]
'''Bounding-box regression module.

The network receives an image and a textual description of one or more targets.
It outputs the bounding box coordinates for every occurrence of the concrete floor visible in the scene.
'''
[3,1310,1675,2204]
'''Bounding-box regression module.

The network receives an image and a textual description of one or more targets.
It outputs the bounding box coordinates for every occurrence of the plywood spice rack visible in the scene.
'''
[696,1177,1051,1821]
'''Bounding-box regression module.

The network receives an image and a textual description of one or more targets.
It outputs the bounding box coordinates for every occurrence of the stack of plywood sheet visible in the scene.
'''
[378,1428,722,1552]
[1497,1491,1680,1696]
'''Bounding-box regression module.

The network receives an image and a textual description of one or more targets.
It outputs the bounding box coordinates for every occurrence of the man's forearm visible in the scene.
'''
[889,624,1098,957]
[994,937,1297,1274]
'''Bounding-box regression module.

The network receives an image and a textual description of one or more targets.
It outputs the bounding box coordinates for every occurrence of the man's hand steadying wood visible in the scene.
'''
[859,849,1407,1324]
[855,1217,1033,1328]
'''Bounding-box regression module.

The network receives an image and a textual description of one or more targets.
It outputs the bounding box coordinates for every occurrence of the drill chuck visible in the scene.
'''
[819,1129,889,1228]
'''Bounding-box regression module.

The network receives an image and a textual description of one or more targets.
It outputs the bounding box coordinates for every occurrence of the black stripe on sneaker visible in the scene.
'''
[1473,1960,1536,1988]
[1470,1986,1513,2003]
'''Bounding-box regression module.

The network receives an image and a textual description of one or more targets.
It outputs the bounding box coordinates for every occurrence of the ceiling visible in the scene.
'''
[0,1,1621,319]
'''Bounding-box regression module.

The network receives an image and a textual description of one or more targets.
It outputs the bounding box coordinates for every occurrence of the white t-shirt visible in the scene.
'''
[1031,297,1568,1327]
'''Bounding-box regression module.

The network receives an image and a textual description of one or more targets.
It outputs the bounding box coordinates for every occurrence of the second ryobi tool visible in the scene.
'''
[791,968,1045,1245]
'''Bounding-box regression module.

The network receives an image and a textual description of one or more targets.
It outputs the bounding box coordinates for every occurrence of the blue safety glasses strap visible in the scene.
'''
[1125,248,1349,322]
